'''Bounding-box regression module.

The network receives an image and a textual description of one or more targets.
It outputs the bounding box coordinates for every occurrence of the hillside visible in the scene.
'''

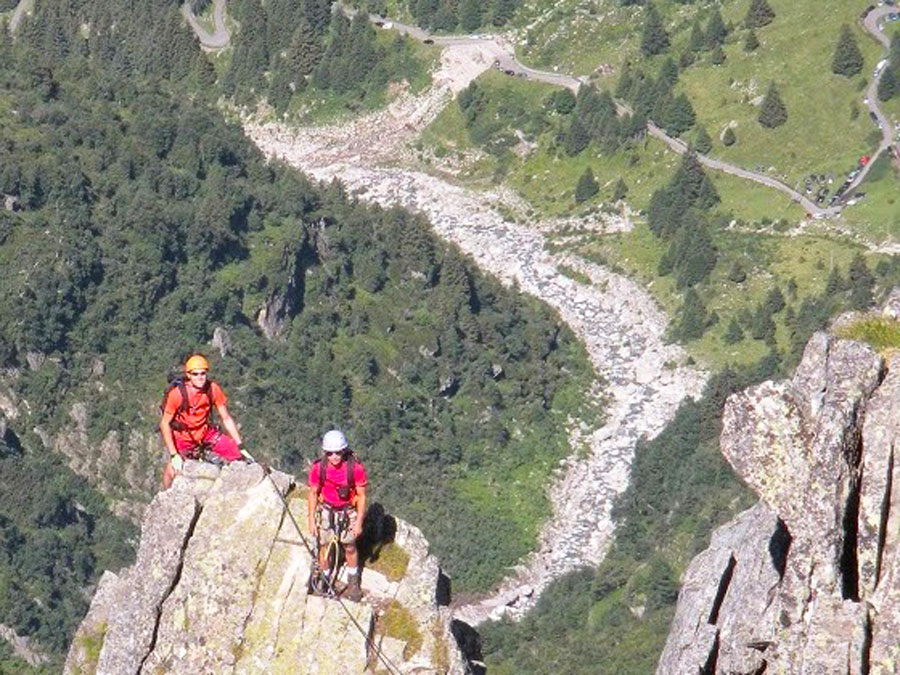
[3,0,900,671]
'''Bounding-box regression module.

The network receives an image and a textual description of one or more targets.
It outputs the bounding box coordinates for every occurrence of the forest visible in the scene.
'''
[0,0,599,668]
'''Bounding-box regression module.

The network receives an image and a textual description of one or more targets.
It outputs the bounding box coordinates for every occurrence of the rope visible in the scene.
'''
[241,450,405,675]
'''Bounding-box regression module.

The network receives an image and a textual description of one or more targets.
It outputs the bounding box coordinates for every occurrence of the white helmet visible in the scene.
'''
[322,429,349,453]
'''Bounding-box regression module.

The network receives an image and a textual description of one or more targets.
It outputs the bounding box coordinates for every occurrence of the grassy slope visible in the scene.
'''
[508,0,896,221]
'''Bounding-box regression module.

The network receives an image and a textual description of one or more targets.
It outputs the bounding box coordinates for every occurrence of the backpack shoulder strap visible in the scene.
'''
[176,380,190,415]
[346,453,355,489]
[318,457,326,489]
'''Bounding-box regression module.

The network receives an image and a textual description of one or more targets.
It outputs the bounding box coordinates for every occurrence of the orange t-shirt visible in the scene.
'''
[163,381,226,444]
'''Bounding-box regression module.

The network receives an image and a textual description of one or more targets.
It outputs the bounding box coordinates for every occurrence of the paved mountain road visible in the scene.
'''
[181,0,231,51]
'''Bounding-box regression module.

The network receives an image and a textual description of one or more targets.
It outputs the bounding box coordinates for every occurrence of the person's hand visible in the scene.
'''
[171,454,183,472]
[352,520,363,538]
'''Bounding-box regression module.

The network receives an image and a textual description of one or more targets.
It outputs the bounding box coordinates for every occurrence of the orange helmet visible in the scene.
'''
[184,354,210,373]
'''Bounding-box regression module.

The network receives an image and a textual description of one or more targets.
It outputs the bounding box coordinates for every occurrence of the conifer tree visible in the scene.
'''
[848,253,875,309]
[304,0,333,35]
[825,266,846,295]
[722,126,736,146]
[689,20,705,53]
[286,19,323,78]
[750,304,776,343]
[694,125,713,154]
[831,25,864,77]
[758,82,787,128]
[672,288,708,341]
[565,116,590,156]
[679,50,696,68]
[659,56,679,86]
[710,45,726,65]
[664,93,696,136]
[641,4,670,57]
[705,9,728,48]
[575,167,600,202]
[612,178,629,201]
[744,0,775,29]
[878,66,898,102]
[743,29,759,52]
[490,0,517,27]
[764,286,785,314]
[459,0,483,32]
[723,317,744,344]
[268,58,294,114]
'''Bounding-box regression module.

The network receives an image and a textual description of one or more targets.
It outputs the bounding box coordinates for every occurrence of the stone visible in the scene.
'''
[211,326,231,357]
[92,490,200,675]
[66,466,468,674]
[660,327,900,674]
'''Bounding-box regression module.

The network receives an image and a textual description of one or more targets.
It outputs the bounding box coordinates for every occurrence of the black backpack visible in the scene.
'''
[314,452,356,500]
[161,376,214,432]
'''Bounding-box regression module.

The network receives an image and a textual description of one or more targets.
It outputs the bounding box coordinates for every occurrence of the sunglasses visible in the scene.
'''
[188,370,207,377]
[325,450,344,456]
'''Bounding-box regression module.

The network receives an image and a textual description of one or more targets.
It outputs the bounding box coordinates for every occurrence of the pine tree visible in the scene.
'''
[574,167,600,202]
[565,116,590,155]
[694,125,713,154]
[744,0,775,29]
[304,0,333,35]
[459,0,483,32]
[612,178,629,201]
[286,20,323,78]
[268,58,294,114]
[744,29,759,52]
[659,57,679,86]
[832,25,864,77]
[848,253,875,309]
[664,93,696,136]
[750,304,776,342]
[825,266,846,295]
[710,45,726,65]
[689,19,705,52]
[758,82,787,128]
[723,317,745,344]
[641,4,670,57]
[490,0,517,27]
[722,126,736,146]
[764,286,785,314]
[673,288,708,341]
[878,66,898,102]
[680,50,696,68]
[705,9,728,48]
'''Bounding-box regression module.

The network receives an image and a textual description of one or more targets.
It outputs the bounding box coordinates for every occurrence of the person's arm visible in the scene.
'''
[160,410,178,457]
[353,485,366,537]
[215,402,243,447]
[307,484,319,534]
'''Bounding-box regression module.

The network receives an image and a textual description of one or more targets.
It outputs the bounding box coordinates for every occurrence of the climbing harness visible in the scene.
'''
[239,449,404,675]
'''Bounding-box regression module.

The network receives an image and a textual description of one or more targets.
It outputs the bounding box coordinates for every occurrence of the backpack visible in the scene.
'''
[313,452,356,501]
[161,375,214,432]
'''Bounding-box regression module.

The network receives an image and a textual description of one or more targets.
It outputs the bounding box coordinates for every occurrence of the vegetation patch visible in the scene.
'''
[365,542,410,582]
[835,316,900,354]
[75,621,107,675]
[380,601,423,660]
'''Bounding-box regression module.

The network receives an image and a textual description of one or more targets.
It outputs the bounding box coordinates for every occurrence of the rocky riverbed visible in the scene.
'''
[244,48,707,622]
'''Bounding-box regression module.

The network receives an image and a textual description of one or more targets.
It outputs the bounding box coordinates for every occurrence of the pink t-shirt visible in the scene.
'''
[309,458,368,507]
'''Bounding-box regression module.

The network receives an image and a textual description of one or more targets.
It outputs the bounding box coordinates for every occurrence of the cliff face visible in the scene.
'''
[64,462,469,675]
[657,323,900,674]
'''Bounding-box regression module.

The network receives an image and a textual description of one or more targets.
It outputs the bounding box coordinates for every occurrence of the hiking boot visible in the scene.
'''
[346,573,363,602]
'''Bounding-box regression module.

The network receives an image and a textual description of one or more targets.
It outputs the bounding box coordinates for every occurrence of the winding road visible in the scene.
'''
[181,0,230,51]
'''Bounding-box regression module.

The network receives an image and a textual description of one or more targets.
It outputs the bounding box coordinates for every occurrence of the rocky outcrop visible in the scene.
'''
[65,462,468,674]
[657,320,900,674]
